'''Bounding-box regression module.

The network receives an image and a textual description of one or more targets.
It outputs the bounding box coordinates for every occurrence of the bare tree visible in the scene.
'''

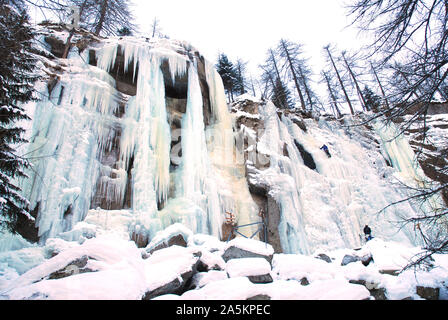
[149,17,167,38]
[348,0,448,263]
[324,45,355,115]
[295,62,320,111]
[90,0,135,36]
[370,62,390,110]
[26,0,135,36]
[277,39,306,110]
[259,64,276,100]
[247,73,257,97]
[341,51,368,111]
[321,70,343,119]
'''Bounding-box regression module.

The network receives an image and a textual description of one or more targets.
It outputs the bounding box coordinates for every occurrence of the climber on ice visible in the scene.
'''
[320,144,331,158]
[363,225,373,242]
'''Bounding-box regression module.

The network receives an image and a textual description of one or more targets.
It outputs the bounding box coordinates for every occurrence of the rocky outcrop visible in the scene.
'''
[143,224,192,255]
[397,104,448,205]
[293,139,317,171]
[232,98,284,254]
[146,234,188,254]
[315,253,332,263]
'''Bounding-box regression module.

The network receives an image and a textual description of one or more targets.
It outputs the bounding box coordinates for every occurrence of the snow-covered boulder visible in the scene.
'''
[315,253,332,263]
[341,254,361,266]
[190,270,228,289]
[142,245,202,300]
[1,235,148,300]
[272,253,339,283]
[226,258,273,283]
[222,237,274,263]
[57,221,97,243]
[416,286,440,300]
[189,233,227,253]
[196,250,226,272]
[144,223,194,255]
[180,277,256,300]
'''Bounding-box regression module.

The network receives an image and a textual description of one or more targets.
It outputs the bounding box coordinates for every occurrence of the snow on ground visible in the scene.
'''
[0,224,447,300]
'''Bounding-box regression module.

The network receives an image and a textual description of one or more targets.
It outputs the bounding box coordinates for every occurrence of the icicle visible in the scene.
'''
[116,44,172,212]
[178,63,208,197]
[166,51,188,84]
[95,41,119,73]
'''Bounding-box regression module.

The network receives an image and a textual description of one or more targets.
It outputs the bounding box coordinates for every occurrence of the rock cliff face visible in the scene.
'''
[400,103,448,205]
[12,23,446,255]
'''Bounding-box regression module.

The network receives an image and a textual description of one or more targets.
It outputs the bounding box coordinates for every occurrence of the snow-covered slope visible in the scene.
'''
[1,224,447,300]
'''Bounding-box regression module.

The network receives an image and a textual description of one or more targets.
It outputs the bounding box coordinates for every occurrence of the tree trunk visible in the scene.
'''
[297,64,314,110]
[371,63,390,110]
[323,71,342,119]
[342,52,367,111]
[95,0,108,36]
[62,1,89,59]
[269,49,282,82]
[280,40,306,110]
[325,46,355,115]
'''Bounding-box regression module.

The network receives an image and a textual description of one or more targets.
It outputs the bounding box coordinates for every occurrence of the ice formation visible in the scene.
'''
[4,29,439,257]
[240,101,425,254]
[15,35,258,245]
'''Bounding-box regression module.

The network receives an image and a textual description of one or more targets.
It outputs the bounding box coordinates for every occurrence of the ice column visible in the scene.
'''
[204,61,259,238]
[18,59,120,240]
[174,63,221,236]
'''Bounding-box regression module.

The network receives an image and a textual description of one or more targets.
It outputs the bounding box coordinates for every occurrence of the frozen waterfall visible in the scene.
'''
[9,32,432,256]
[17,36,258,244]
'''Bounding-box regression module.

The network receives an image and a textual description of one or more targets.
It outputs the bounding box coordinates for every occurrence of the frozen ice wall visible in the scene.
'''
[17,52,115,240]
[245,102,420,254]
[373,119,446,239]
[16,35,258,244]
[11,30,427,256]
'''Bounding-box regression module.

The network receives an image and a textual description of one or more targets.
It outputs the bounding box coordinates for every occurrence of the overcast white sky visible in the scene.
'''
[131,0,366,80]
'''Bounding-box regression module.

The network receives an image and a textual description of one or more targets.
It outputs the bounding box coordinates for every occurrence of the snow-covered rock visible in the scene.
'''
[222,237,274,263]
[142,245,201,299]
[1,235,147,300]
[0,222,447,300]
[226,258,273,283]
[144,223,193,254]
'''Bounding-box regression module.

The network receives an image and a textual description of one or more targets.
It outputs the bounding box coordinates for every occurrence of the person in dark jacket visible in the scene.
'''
[363,225,373,241]
[320,144,331,158]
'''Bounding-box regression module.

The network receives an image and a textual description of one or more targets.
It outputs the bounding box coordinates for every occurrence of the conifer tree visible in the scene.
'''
[0,0,38,232]
[216,53,237,102]
[362,86,381,113]
[234,58,247,96]
[271,77,293,109]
